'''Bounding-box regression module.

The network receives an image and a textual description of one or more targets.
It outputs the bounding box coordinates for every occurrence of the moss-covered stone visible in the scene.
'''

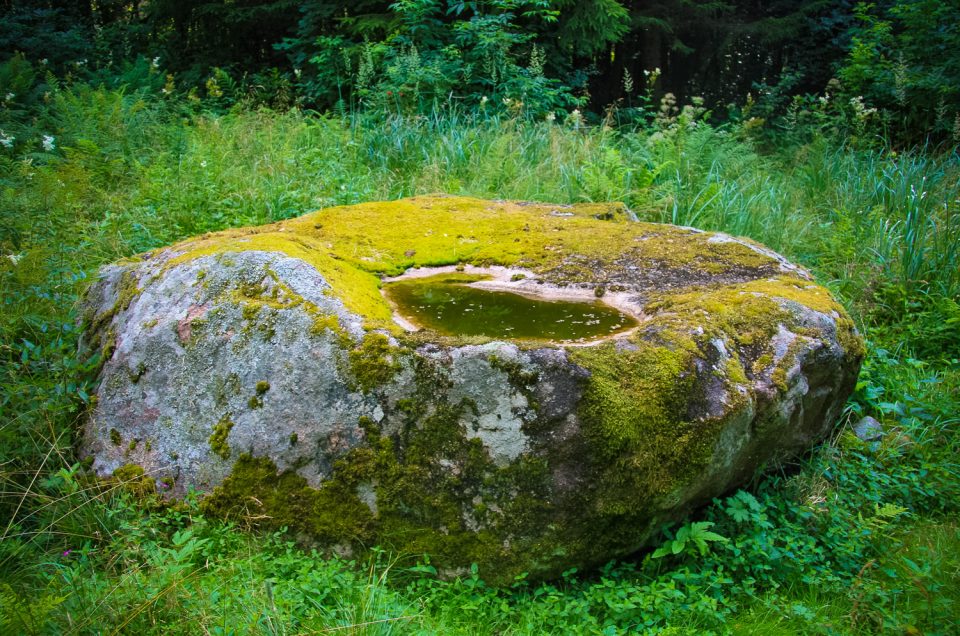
[81,196,863,585]
[571,343,702,508]
[200,367,551,581]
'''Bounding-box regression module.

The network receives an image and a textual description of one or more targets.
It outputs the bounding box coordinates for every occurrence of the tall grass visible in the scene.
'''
[2,81,959,634]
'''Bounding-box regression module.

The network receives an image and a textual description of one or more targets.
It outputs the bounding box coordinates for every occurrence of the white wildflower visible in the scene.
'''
[545,112,556,123]
[480,95,488,106]
[0,131,14,148]
[622,68,634,94]
[850,96,877,118]
[6,253,23,265]
[40,58,48,65]
[200,160,208,168]
[42,135,55,151]
[151,56,161,70]
[294,68,302,79]
[4,93,13,102]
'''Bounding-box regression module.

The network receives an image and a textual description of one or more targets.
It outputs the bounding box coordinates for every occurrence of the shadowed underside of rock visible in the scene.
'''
[80,195,863,584]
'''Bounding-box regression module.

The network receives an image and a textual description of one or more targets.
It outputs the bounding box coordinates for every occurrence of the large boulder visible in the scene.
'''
[80,195,863,583]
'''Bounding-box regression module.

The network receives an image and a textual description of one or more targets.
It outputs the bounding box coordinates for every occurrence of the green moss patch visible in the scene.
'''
[160,196,797,332]
[209,415,235,460]
[571,342,714,514]
[201,454,376,544]
[348,333,402,393]
[112,464,158,499]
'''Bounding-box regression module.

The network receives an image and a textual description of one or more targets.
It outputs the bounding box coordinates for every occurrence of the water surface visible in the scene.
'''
[383,274,636,343]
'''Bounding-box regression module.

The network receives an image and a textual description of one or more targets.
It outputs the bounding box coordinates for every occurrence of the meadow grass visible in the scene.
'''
[1,84,959,634]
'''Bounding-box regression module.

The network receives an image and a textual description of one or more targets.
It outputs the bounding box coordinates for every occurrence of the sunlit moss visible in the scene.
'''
[347,333,402,393]
[570,342,713,515]
[161,196,790,331]
[209,415,235,460]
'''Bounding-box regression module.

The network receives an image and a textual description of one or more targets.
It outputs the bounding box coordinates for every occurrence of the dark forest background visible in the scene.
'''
[2,0,958,143]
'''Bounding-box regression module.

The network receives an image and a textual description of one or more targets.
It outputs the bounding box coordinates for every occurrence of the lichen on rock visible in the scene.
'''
[79,195,863,584]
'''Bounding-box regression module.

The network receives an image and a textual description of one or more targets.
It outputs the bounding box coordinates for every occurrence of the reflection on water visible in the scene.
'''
[383,274,636,343]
